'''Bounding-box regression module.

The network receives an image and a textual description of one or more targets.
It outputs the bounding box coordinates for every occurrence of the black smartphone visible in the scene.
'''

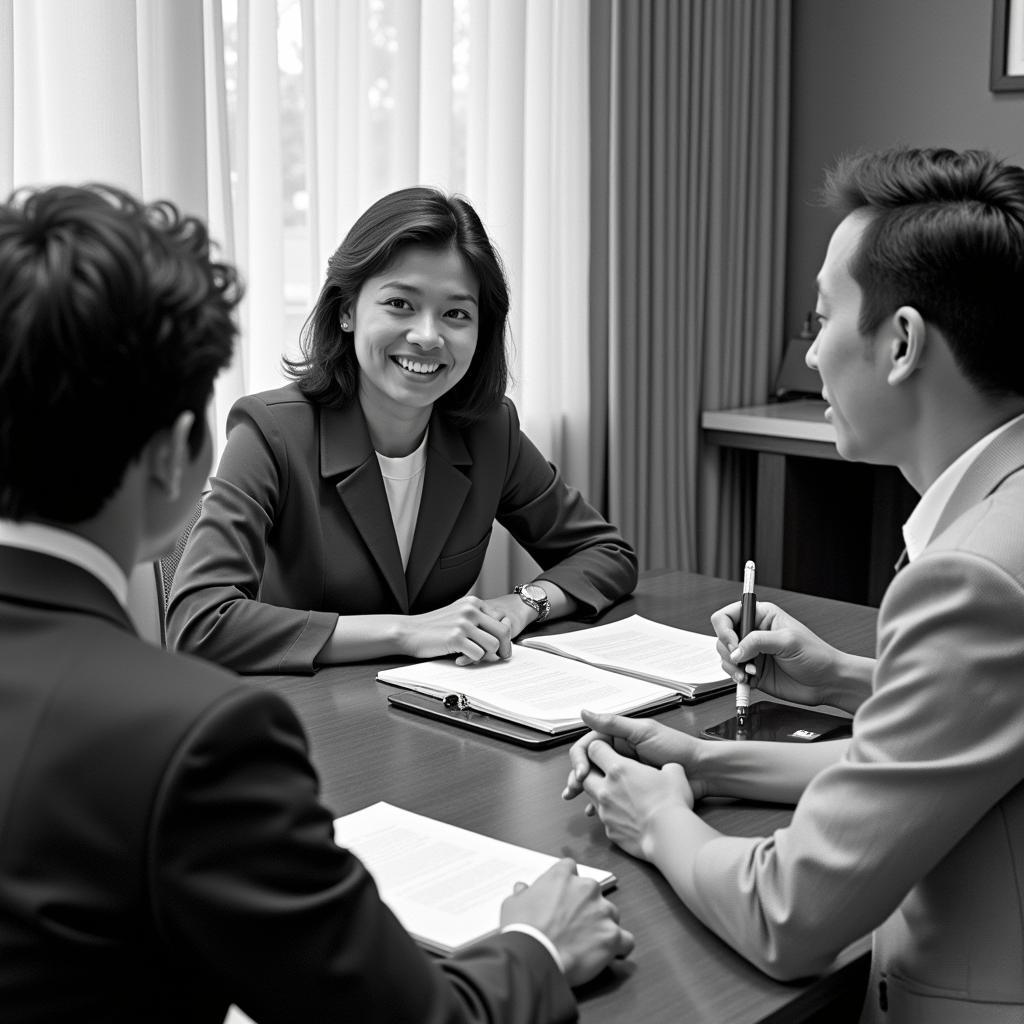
[700,701,852,743]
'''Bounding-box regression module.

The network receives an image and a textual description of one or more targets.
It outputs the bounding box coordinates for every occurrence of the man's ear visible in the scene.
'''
[887,306,926,385]
[148,411,195,502]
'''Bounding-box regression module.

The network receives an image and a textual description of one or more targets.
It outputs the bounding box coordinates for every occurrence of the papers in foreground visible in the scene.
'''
[333,802,615,956]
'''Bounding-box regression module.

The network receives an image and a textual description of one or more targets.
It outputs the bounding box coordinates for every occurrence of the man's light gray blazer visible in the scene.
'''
[680,416,1024,1023]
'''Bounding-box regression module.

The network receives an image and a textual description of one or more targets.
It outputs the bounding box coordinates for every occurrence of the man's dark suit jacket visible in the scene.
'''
[0,546,575,1022]
[166,386,638,674]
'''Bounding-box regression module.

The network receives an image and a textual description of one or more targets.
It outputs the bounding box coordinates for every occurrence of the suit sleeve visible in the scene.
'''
[165,396,338,674]
[668,551,1024,980]
[495,401,638,617]
[150,686,576,1023]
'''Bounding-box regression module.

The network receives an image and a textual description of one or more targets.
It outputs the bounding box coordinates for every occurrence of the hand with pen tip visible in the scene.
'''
[735,560,758,723]
[709,599,858,710]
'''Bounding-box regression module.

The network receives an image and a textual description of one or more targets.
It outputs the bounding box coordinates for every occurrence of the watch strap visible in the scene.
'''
[514,583,551,623]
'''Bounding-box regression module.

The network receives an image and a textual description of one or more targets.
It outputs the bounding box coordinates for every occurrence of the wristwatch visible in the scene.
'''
[514,583,551,623]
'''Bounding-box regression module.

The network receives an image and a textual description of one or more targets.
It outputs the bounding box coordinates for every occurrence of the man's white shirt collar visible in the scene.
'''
[0,520,128,607]
[902,411,1024,564]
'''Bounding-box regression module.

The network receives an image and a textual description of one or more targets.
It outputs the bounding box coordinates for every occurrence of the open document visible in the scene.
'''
[333,802,616,956]
[519,614,732,702]
[377,643,681,733]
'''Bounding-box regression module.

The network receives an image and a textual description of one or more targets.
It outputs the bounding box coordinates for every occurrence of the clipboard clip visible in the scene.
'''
[443,693,471,712]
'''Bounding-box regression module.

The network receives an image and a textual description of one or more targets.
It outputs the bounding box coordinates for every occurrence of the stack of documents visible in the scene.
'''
[333,802,616,956]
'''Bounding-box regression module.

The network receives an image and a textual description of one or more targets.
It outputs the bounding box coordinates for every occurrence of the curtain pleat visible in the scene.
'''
[390,0,421,189]
[521,0,591,492]
[418,0,454,188]
[204,0,245,448]
[13,0,144,191]
[354,1,375,204]
[204,0,235,261]
[235,1,286,396]
[587,0,612,511]
[318,0,359,264]
[1,0,14,198]
[137,1,207,215]
[603,0,790,580]
[299,0,321,298]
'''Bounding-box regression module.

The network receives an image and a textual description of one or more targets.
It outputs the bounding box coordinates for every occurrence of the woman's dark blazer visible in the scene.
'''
[166,384,637,674]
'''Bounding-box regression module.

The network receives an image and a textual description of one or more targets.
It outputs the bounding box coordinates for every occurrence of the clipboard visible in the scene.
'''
[387,690,683,749]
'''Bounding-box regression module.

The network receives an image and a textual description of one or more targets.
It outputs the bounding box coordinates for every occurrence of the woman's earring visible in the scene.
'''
[340,320,350,331]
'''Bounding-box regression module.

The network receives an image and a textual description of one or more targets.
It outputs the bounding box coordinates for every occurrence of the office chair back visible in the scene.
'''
[155,497,205,647]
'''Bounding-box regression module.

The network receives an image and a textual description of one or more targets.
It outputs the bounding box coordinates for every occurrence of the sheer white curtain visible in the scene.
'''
[1,0,207,209]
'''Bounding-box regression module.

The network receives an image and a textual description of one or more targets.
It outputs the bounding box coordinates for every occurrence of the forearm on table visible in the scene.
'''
[319,586,579,664]
[533,580,576,622]
[694,737,850,804]
[642,804,721,898]
[648,806,848,982]
[317,615,410,663]
[168,591,335,674]
[637,805,821,978]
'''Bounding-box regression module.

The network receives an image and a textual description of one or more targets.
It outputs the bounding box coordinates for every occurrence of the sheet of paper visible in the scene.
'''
[333,802,614,955]
[521,614,727,687]
[378,644,677,729]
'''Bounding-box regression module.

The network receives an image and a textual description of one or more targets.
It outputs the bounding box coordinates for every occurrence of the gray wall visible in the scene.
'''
[785,0,1024,337]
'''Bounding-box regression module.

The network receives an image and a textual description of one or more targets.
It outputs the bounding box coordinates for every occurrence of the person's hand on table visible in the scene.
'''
[475,592,540,643]
[573,739,696,861]
[500,858,635,987]
[710,599,849,707]
[399,596,513,666]
[562,709,709,804]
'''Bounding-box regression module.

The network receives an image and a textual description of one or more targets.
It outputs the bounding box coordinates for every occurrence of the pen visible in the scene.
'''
[736,560,757,726]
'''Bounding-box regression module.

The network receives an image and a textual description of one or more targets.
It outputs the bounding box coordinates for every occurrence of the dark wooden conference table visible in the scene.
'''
[254,570,877,1024]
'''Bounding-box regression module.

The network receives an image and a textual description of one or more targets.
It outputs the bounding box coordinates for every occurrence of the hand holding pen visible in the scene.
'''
[710,579,859,712]
[735,560,758,726]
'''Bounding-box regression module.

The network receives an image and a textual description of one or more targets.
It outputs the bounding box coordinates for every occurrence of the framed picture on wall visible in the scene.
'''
[991,0,1024,91]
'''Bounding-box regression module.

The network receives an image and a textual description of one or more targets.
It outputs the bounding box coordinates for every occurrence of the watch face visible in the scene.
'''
[522,584,546,601]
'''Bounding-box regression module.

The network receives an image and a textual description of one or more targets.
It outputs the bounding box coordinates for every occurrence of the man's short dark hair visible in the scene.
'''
[285,186,510,425]
[823,147,1024,398]
[0,184,242,522]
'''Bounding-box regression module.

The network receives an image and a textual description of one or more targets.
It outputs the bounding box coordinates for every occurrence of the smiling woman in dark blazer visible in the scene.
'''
[166,187,637,675]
